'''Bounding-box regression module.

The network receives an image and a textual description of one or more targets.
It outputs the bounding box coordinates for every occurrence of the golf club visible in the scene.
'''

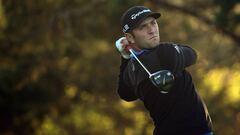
[128,48,175,93]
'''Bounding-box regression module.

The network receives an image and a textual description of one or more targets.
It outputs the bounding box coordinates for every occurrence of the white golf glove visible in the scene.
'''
[115,37,131,59]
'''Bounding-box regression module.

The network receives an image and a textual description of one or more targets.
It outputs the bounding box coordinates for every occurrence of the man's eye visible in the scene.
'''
[139,25,145,30]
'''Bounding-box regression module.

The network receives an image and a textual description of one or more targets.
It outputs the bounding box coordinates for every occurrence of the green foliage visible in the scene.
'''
[214,0,240,30]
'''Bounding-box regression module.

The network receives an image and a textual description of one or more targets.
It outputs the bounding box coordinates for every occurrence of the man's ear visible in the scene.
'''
[124,33,135,44]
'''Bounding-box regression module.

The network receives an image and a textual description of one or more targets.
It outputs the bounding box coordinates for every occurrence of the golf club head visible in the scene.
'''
[149,70,174,93]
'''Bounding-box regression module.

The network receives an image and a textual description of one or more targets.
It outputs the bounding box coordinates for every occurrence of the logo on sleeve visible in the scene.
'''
[174,45,180,53]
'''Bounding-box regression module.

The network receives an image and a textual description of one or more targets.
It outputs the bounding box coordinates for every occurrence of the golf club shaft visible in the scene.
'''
[129,49,151,76]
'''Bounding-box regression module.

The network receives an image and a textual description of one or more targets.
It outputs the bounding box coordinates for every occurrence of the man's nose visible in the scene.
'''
[147,25,155,34]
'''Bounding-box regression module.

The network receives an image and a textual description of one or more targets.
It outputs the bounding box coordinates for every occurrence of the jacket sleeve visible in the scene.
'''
[117,57,138,102]
[173,44,197,71]
[157,43,197,73]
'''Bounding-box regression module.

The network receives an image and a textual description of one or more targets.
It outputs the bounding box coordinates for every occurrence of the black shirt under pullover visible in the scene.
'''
[117,42,213,135]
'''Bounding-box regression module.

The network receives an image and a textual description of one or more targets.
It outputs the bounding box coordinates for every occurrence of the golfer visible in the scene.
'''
[115,6,213,135]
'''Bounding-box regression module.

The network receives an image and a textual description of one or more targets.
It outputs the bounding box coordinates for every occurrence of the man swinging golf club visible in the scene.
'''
[115,6,213,135]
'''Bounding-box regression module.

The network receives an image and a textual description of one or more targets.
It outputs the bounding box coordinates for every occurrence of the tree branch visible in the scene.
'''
[152,0,240,46]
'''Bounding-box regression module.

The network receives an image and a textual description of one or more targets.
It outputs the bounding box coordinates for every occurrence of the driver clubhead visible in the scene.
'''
[149,70,174,93]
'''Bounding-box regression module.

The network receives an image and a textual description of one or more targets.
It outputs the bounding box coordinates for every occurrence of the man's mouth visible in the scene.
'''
[150,36,158,40]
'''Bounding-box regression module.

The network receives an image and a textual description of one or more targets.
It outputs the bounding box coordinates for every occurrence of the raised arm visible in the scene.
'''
[117,57,138,101]
[173,44,197,71]
[156,43,197,73]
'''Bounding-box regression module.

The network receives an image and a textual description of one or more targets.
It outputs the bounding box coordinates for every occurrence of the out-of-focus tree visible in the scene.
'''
[0,0,69,134]
[0,0,145,134]
[151,0,240,46]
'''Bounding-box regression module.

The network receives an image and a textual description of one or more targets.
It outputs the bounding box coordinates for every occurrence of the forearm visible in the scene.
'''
[117,57,138,101]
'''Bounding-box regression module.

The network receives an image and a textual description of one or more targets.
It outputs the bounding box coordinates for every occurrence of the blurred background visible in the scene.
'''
[0,0,239,135]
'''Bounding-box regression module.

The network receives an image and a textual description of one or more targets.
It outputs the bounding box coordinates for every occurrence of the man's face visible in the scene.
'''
[128,17,160,49]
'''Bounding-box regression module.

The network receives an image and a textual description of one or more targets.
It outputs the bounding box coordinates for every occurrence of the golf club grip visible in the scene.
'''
[125,44,132,51]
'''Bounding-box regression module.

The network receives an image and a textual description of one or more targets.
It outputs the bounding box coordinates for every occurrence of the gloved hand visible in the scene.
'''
[115,37,131,59]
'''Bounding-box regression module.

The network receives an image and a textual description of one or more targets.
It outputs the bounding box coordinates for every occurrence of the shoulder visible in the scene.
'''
[156,42,176,52]
[158,42,193,51]
[159,42,189,46]
[158,42,179,49]
[159,42,175,45]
